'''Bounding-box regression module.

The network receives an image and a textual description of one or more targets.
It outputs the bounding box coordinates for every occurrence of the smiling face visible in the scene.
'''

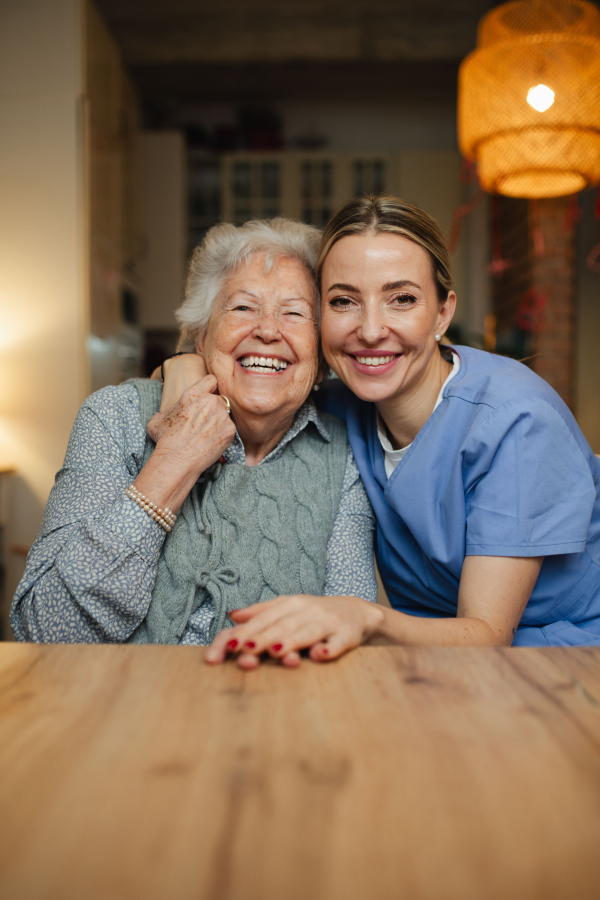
[320,232,456,406]
[196,253,319,431]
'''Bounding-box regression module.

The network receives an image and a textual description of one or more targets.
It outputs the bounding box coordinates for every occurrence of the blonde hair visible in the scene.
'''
[176,217,322,350]
[317,195,454,302]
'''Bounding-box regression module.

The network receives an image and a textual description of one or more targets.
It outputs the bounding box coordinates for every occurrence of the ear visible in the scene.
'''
[436,291,456,337]
[194,328,206,354]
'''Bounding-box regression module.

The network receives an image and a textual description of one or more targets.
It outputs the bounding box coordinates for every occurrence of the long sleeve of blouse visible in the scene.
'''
[11,385,377,643]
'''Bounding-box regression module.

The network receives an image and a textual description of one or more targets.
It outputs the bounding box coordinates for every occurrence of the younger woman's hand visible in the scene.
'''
[205,594,384,669]
[154,353,209,413]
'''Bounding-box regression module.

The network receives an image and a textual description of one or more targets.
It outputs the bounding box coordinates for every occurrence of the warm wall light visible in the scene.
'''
[527,84,555,112]
[458,0,600,198]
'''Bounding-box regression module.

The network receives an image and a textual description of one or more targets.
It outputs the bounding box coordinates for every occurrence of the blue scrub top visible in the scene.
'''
[319,346,600,647]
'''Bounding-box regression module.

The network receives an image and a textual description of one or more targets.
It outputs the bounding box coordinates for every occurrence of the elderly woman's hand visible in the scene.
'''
[148,374,235,460]
[205,594,384,668]
[135,375,236,513]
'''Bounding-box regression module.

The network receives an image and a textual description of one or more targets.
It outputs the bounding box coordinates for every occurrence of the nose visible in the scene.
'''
[252,307,281,343]
[356,303,389,345]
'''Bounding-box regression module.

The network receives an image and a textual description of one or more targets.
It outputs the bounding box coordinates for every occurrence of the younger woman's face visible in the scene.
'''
[320,232,455,404]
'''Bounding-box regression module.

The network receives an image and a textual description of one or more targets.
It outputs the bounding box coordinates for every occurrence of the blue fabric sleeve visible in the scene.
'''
[464,398,596,556]
[10,387,165,643]
[324,447,377,602]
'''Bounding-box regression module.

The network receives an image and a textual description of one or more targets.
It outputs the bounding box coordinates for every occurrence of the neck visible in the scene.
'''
[376,349,452,450]
[235,410,296,466]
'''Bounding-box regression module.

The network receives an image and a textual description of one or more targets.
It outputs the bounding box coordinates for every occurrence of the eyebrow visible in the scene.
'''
[326,280,421,293]
[227,290,259,300]
[326,282,359,293]
[226,291,313,304]
[382,280,421,292]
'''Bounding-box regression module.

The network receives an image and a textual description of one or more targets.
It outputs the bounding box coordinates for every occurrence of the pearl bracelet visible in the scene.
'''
[124,484,176,533]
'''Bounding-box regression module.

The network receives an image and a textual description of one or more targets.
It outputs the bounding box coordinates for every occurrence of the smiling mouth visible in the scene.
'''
[351,354,400,367]
[239,355,289,372]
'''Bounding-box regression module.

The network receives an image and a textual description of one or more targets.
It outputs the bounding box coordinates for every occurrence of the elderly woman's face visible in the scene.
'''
[196,254,319,423]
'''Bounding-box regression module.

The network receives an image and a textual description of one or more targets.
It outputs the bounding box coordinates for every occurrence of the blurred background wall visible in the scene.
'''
[0,0,599,635]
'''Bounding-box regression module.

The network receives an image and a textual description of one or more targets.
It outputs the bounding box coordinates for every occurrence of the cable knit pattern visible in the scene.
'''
[130,379,348,644]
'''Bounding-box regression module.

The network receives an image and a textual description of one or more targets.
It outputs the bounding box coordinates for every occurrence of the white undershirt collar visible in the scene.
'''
[377,350,460,479]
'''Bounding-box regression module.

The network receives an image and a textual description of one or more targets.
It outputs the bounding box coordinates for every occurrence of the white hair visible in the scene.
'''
[176,217,322,350]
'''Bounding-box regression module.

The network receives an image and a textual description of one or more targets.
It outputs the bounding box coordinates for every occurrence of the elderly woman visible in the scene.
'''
[11,218,377,650]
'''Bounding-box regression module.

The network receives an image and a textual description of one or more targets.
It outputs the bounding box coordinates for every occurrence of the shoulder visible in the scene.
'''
[460,394,598,494]
[448,346,593,449]
[74,383,145,454]
[449,346,566,409]
[82,382,142,415]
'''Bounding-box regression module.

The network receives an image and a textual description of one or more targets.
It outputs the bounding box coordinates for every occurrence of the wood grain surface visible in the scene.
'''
[1,644,600,900]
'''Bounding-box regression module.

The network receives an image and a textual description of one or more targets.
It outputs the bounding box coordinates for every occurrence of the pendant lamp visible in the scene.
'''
[458,0,600,198]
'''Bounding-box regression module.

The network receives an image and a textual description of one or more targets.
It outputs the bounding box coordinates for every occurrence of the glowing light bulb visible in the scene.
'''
[527,84,555,112]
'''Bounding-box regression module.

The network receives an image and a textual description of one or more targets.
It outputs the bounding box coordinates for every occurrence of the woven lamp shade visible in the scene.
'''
[458,0,600,198]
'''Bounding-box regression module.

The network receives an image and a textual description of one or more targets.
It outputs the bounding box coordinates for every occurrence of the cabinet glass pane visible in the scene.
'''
[353,160,386,196]
[261,162,280,199]
[189,160,220,218]
[301,161,333,226]
[233,163,252,199]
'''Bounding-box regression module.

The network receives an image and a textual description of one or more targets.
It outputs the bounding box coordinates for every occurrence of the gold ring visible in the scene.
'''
[221,395,231,414]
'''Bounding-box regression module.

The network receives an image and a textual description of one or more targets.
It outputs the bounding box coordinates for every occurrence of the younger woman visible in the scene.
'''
[207,196,600,665]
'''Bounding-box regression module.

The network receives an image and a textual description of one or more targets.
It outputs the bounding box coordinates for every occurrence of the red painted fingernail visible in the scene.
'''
[226,639,238,651]
[322,647,329,654]
[271,643,283,652]
[245,641,256,649]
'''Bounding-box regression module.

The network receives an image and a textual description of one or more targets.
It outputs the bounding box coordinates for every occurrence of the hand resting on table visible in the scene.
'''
[205,556,543,667]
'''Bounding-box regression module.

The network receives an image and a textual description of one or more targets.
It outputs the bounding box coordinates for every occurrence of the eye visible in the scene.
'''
[390,293,417,307]
[283,304,314,320]
[329,296,354,309]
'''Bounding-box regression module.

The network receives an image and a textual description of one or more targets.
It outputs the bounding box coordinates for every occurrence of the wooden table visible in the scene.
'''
[1,644,600,900]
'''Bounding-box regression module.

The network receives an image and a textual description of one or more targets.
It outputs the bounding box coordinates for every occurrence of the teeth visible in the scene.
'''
[355,355,396,366]
[240,356,288,371]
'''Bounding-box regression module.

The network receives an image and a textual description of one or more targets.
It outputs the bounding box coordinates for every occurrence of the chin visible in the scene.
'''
[354,384,398,403]
[238,395,287,415]
[338,373,398,403]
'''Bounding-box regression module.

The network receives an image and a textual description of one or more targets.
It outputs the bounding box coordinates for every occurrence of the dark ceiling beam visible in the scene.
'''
[94,0,496,66]
[132,59,460,107]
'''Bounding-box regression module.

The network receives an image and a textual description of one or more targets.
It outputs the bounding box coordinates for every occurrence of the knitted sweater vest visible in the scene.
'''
[128,379,349,644]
